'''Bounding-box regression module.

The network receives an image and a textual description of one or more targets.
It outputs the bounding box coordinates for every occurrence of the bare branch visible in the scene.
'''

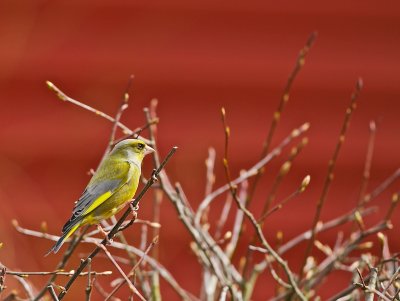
[47,285,60,301]
[299,78,363,279]
[45,81,150,144]
[195,122,310,224]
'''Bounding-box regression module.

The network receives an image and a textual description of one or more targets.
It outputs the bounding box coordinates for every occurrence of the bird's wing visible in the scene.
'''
[62,160,131,233]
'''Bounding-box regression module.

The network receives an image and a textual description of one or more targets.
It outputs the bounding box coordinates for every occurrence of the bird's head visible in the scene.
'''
[111,139,155,164]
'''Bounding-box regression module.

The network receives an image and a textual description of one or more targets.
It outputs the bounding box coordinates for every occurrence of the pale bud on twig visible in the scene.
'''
[279,162,291,176]
[223,231,232,240]
[304,256,316,280]
[357,241,373,250]
[314,240,332,256]
[354,211,365,231]
[221,107,226,117]
[276,231,283,242]
[377,232,385,244]
[40,221,48,233]
[299,175,311,192]
[392,193,399,203]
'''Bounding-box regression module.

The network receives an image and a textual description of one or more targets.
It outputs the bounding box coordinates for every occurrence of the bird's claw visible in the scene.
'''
[152,174,158,182]
[130,202,139,212]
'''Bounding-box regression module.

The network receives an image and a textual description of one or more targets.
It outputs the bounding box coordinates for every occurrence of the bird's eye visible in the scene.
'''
[137,143,145,150]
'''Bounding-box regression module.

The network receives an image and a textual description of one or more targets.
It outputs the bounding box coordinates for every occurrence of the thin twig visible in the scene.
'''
[299,78,363,280]
[195,122,310,224]
[357,121,377,206]
[245,31,317,209]
[385,193,399,222]
[220,108,306,300]
[215,193,233,240]
[105,237,158,301]
[109,75,133,147]
[202,147,217,224]
[46,81,150,144]
[96,76,133,170]
[98,244,145,301]
[47,285,59,301]
[258,175,310,223]
[362,168,400,205]
[94,282,121,301]
[85,258,93,301]
[144,102,163,301]
[6,270,111,277]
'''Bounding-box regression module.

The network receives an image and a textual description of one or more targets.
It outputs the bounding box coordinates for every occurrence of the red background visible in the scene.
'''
[0,1,399,300]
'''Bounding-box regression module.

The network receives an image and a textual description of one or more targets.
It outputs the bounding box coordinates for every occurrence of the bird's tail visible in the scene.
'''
[45,222,81,256]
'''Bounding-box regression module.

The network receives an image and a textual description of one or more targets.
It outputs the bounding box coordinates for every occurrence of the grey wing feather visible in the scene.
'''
[61,179,122,232]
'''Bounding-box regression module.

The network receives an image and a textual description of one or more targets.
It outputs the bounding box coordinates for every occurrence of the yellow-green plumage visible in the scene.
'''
[46,139,154,255]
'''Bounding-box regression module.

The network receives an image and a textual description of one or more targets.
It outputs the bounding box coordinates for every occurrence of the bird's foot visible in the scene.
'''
[130,202,139,212]
[97,225,113,245]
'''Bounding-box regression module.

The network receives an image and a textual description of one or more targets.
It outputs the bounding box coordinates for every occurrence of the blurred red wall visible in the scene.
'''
[0,1,399,299]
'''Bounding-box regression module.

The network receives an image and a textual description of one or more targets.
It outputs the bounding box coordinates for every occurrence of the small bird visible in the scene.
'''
[46,139,154,255]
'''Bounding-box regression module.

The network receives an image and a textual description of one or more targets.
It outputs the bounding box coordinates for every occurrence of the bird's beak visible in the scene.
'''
[144,145,155,156]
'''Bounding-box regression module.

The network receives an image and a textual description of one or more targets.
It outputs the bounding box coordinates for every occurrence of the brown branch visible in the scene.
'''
[195,122,310,224]
[357,121,377,206]
[259,175,310,221]
[202,147,217,224]
[245,31,317,209]
[220,108,306,300]
[362,167,400,205]
[109,75,134,147]
[98,244,145,301]
[261,138,308,220]
[214,193,233,241]
[57,147,177,300]
[105,236,158,301]
[45,81,150,144]
[299,78,363,280]
[47,285,59,301]
[385,193,399,222]
[5,270,111,277]
[145,100,163,301]
[85,258,93,301]
[96,75,134,169]
[94,282,121,301]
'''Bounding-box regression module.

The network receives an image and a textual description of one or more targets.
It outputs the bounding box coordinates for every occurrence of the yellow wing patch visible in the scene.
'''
[64,223,81,241]
[83,191,113,214]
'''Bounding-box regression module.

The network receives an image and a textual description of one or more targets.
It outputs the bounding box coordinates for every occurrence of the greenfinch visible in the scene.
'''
[47,139,154,255]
